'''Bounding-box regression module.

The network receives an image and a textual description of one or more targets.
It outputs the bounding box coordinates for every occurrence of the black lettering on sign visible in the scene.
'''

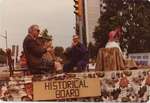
[61,90,66,98]
[53,81,57,90]
[55,90,60,98]
[65,89,71,97]
[67,81,72,88]
[45,79,89,99]
[70,89,74,96]
[83,80,88,88]
[62,81,67,89]
[79,80,88,88]
[74,80,79,88]
[75,89,80,97]
[70,89,80,97]
[45,82,52,90]
[55,89,80,98]
[57,81,62,90]
[55,90,65,98]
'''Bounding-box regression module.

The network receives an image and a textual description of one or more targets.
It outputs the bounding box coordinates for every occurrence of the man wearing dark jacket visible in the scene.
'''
[63,35,88,73]
[23,24,53,74]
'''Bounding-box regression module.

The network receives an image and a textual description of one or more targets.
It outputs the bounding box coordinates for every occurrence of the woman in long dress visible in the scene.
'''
[105,27,137,69]
[105,27,123,54]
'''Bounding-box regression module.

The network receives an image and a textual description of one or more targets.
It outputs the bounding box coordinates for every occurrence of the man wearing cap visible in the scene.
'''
[63,35,88,73]
[23,24,54,74]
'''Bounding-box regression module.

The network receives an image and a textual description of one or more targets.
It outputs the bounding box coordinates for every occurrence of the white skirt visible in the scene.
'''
[105,41,122,54]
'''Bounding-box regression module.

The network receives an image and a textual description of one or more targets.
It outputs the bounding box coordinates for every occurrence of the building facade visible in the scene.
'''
[84,0,102,45]
[74,0,105,46]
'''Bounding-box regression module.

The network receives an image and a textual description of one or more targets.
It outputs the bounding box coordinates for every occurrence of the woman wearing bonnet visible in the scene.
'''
[105,26,123,55]
[37,29,63,73]
[105,27,137,69]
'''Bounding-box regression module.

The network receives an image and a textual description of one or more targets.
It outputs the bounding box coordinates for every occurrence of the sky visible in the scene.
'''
[0,0,75,53]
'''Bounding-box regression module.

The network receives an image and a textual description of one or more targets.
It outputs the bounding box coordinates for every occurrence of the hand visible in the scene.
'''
[47,47,53,52]
[54,61,63,71]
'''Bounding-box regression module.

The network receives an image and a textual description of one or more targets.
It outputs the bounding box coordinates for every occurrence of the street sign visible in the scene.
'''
[33,78,101,100]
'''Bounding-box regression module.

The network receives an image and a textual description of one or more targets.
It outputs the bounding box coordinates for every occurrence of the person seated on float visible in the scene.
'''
[63,35,88,73]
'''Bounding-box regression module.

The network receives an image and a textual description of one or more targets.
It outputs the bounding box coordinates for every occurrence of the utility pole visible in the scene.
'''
[0,30,8,49]
[5,31,8,49]
[79,16,83,44]
[0,30,8,66]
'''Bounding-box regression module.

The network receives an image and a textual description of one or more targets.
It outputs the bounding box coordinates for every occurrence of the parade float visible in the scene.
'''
[0,69,150,102]
[0,28,150,102]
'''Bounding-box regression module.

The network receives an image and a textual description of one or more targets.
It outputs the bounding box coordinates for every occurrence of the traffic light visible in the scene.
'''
[74,0,82,16]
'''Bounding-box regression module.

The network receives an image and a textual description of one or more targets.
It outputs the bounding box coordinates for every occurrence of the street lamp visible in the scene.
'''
[0,30,8,49]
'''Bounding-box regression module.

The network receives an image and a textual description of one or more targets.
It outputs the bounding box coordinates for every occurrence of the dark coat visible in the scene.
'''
[23,35,47,69]
[68,43,88,64]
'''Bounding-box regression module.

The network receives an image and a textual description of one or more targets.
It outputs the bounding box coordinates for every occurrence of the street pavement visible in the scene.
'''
[0,66,10,80]
[0,66,22,80]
